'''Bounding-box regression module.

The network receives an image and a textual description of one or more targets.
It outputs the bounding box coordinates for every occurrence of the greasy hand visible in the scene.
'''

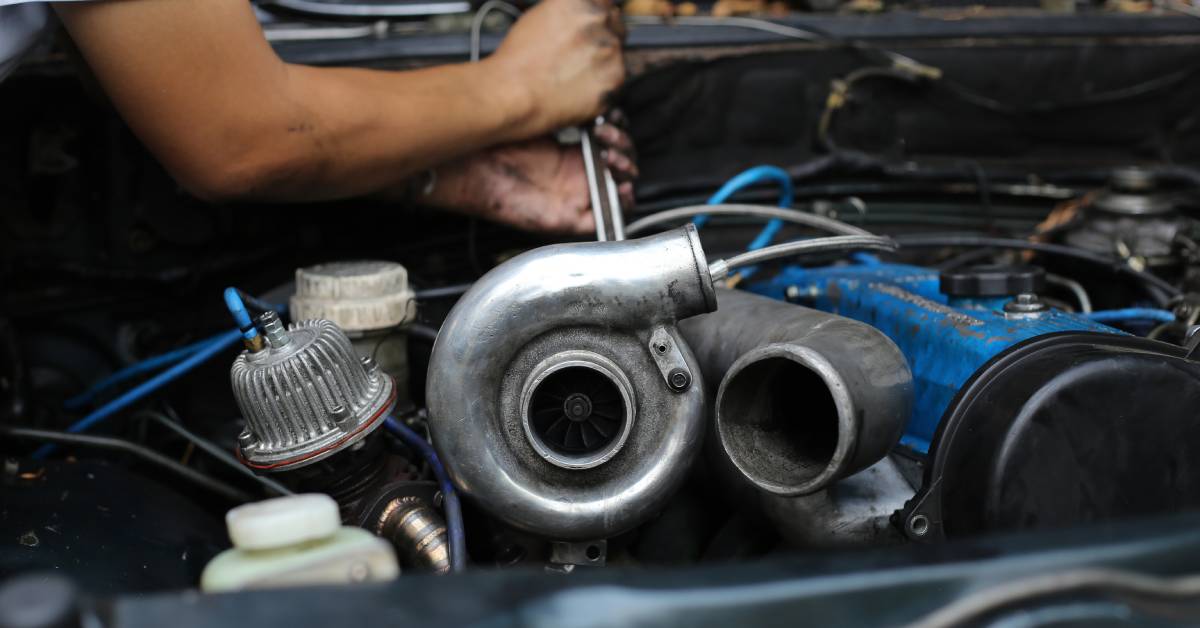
[488,0,626,137]
[429,120,637,234]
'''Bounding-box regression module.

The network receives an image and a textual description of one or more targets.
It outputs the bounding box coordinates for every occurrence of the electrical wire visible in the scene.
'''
[635,14,1200,164]
[891,235,1180,307]
[414,283,473,300]
[138,410,293,497]
[384,416,466,573]
[469,0,521,63]
[710,234,898,280]
[3,426,251,503]
[626,203,873,238]
[34,329,244,459]
[818,65,934,154]
[912,568,1200,628]
[1086,308,1177,324]
[1045,273,1093,314]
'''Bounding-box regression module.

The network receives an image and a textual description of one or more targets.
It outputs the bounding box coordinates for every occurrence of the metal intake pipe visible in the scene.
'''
[680,289,913,497]
[427,226,716,541]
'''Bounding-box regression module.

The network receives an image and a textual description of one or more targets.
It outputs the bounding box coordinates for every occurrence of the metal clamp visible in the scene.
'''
[647,327,692,393]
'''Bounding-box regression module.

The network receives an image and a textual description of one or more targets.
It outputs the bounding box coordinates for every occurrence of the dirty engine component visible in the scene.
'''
[426,225,715,542]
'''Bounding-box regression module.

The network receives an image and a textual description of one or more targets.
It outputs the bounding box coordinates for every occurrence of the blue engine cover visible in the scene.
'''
[751,261,1122,453]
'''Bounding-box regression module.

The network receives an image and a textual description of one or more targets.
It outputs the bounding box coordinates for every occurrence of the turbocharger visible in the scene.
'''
[426,226,716,541]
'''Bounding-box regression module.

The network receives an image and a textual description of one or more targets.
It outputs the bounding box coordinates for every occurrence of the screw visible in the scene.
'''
[331,405,353,426]
[360,355,378,372]
[237,430,258,451]
[667,369,691,392]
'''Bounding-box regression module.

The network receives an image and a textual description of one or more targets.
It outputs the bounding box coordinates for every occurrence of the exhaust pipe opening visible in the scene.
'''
[717,346,852,497]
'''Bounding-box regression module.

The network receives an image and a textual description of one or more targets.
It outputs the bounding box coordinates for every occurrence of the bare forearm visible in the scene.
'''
[53,0,541,202]
[53,0,623,206]
[238,60,538,201]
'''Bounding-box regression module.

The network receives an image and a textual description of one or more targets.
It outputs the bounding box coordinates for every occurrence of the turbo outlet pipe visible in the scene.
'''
[680,289,913,498]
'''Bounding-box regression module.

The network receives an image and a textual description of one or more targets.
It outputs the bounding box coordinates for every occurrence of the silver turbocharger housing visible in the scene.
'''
[427,226,716,541]
[231,316,396,472]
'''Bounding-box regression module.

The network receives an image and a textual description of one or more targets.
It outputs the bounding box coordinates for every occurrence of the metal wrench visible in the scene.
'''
[580,117,626,242]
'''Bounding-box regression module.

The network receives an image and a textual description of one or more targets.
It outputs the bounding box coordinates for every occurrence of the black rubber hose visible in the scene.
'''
[0,425,251,503]
[138,410,292,496]
[892,235,1179,306]
[414,284,473,301]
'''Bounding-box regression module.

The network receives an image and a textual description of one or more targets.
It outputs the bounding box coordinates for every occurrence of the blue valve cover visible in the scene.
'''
[751,262,1121,453]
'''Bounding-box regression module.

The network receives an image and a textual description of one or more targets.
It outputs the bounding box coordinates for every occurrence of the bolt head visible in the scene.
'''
[237,430,258,450]
[667,369,691,392]
[562,393,593,422]
[331,405,353,425]
[1003,292,1047,315]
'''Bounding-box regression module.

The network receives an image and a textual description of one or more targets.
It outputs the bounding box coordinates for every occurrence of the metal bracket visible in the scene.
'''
[896,479,945,543]
[549,539,607,568]
[647,327,692,393]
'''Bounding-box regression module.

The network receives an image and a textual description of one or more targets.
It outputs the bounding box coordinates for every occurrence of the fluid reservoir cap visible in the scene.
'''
[939,264,1045,298]
[290,261,416,332]
[227,494,340,551]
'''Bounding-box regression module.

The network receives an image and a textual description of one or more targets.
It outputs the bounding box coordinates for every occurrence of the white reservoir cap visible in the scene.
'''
[290,260,416,332]
[226,493,341,551]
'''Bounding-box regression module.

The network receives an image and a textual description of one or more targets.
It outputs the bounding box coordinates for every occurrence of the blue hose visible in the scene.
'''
[1085,308,1176,324]
[234,290,279,315]
[35,329,244,459]
[223,287,260,342]
[64,331,236,410]
[384,416,467,573]
[694,165,794,228]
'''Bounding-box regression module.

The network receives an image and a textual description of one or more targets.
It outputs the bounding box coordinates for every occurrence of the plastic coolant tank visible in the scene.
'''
[200,494,398,592]
[289,261,416,332]
[289,260,416,400]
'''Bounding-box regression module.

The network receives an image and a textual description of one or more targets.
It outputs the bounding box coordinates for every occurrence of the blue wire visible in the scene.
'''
[64,331,236,410]
[223,287,259,341]
[35,329,243,459]
[1085,308,1176,324]
[384,416,467,573]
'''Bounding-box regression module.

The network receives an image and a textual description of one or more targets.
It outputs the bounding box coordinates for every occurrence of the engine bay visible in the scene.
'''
[4,1,1200,625]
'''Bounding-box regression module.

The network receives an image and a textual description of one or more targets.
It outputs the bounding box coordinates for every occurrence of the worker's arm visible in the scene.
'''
[52,0,626,203]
